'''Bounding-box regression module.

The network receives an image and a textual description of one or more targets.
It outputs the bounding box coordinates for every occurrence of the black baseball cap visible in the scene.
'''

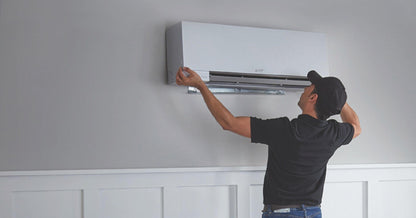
[307,70,347,117]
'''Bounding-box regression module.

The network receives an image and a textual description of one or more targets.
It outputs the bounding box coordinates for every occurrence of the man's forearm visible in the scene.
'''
[340,103,359,124]
[196,82,235,130]
[340,103,361,138]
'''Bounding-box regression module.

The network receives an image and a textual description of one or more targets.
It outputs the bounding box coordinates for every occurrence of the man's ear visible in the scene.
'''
[309,93,318,104]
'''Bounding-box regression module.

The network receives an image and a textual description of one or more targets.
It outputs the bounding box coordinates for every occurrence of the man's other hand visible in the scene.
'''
[176,67,204,89]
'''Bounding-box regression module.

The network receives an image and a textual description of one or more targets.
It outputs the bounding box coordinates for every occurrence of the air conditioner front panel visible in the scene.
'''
[181,21,328,77]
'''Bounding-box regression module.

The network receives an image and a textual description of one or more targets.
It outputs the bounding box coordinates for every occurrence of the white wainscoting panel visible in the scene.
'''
[0,164,415,218]
[249,185,263,218]
[321,182,366,218]
[13,190,82,218]
[378,180,416,218]
[176,185,237,218]
[99,187,163,218]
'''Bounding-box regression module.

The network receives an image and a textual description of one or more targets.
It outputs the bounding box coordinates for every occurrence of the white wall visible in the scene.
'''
[0,0,415,171]
[1,164,415,218]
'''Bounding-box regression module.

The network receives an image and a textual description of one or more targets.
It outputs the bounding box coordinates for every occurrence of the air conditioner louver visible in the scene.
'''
[188,71,311,94]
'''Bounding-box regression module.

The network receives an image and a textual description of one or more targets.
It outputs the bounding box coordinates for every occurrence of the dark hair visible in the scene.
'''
[311,88,330,120]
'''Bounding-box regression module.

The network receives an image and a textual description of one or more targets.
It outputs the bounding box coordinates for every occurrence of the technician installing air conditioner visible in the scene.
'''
[168,21,361,218]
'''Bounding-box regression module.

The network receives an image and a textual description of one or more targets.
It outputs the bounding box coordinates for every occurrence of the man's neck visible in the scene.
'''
[302,110,318,119]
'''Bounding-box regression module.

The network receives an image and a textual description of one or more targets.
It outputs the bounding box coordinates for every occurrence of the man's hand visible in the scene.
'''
[176,67,204,89]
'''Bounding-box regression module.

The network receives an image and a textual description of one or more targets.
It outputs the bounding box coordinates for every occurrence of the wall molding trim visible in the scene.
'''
[1,163,415,218]
[1,163,415,177]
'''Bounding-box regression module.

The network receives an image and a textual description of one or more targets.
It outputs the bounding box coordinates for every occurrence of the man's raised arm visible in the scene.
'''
[176,67,251,138]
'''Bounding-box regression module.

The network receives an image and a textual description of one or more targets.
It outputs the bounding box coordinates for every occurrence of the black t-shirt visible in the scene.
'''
[251,114,354,206]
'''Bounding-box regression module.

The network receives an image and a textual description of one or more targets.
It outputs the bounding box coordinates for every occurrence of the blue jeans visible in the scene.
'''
[262,205,322,218]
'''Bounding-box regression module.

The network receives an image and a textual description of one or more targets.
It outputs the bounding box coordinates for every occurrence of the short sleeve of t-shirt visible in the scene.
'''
[250,117,290,145]
[334,122,355,147]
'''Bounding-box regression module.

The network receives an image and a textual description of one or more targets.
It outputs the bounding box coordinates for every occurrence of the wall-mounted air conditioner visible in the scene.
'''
[166,21,328,94]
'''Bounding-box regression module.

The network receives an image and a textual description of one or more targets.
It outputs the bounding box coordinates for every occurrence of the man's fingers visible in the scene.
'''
[176,76,183,85]
[183,67,196,76]
[177,67,186,80]
[176,68,186,85]
[176,66,200,86]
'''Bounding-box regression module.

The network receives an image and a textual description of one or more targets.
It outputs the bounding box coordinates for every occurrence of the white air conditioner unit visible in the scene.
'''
[166,21,328,94]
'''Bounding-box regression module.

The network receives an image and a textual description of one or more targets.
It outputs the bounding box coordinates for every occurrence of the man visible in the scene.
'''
[176,67,361,218]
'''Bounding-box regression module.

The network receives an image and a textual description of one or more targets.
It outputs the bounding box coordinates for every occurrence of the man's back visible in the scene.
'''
[251,114,354,205]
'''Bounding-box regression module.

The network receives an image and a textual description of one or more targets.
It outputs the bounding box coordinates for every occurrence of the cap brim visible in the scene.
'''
[307,70,323,84]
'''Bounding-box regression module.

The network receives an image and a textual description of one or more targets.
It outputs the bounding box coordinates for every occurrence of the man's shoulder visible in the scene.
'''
[250,116,291,133]
[327,119,351,129]
[251,116,290,123]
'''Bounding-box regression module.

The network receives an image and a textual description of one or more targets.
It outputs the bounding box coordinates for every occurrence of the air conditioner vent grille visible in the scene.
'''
[208,71,311,89]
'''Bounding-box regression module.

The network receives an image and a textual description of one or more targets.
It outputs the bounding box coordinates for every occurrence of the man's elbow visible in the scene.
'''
[222,123,233,131]
[222,125,230,131]
[353,124,362,139]
[220,117,235,131]
[220,121,232,131]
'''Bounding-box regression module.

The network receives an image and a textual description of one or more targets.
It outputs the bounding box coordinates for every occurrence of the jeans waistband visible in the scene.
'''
[263,204,320,212]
